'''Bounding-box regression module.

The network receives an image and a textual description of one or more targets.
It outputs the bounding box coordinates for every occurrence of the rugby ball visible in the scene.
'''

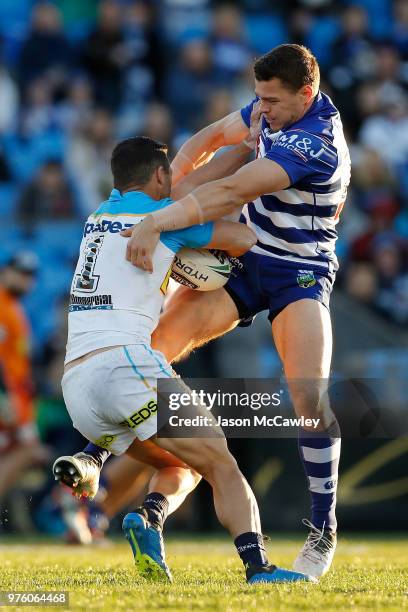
[171,248,232,291]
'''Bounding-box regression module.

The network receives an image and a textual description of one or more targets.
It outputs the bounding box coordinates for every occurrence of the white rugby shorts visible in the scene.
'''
[61,344,175,455]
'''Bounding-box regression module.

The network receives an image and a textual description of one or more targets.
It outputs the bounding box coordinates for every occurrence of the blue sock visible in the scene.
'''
[234,532,268,569]
[83,443,111,469]
[298,420,341,533]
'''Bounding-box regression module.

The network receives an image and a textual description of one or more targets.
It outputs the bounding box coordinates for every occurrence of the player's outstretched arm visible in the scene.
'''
[121,158,290,271]
[171,110,250,186]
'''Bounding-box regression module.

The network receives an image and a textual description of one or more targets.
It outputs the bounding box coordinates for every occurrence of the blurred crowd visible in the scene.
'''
[1,0,408,537]
[0,0,406,338]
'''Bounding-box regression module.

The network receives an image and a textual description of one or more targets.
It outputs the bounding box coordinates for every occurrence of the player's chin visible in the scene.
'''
[266,118,282,132]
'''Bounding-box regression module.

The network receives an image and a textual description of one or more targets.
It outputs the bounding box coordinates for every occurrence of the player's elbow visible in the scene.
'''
[226,225,257,257]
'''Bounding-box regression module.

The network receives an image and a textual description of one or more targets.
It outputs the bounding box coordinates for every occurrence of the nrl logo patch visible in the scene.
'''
[297,270,316,288]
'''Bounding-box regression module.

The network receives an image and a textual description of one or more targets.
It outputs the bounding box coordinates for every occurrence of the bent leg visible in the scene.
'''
[151,435,261,538]
[152,286,239,363]
[101,455,153,518]
[126,438,201,516]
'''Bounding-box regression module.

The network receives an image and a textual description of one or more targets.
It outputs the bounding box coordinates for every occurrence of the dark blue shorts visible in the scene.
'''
[225,251,336,326]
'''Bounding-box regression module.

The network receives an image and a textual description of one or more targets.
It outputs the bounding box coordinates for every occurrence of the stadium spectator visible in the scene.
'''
[142,102,175,155]
[0,253,48,505]
[18,77,58,139]
[55,75,94,133]
[331,4,375,81]
[372,235,408,324]
[392,0,408,59]
[203,89,233,125]
[230,60,257,110]
[166,38,214,131]
[122,1,163,101]
[329,4,376,125]
[66,108,115,215]
[359,89,408,170]
[350,147,400,217]
[16,160,77,229]
[159,0,211,45]
[345,261,378,304]
[210,4,252,83]
[17,2,72,96]
[81,0,128,111]
[0,56,19,136]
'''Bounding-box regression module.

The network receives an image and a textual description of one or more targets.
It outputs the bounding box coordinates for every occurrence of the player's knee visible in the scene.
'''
[194,439,239,483]
[291,384,330,420]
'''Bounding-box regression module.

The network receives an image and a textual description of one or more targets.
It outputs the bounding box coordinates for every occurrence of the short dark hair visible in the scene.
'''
[254,44,320,94]
[111,136,170,191]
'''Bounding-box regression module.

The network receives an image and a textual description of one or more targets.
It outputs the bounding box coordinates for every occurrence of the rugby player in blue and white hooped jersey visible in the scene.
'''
[123,44,351,580]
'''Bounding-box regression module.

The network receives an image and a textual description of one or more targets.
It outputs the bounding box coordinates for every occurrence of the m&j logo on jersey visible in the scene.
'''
[297,270,316,288]
[272,131,331,160]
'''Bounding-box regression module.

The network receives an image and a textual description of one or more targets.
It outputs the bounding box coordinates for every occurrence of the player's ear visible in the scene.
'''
[156,165,167,186]
[300,84,314,103]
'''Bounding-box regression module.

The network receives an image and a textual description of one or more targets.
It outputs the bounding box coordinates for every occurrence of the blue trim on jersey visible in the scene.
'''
[247,205,337,244]
[142,343,172,378]
[95,190,173,216]
[93,189,214,254]
[123,345,146,383]
[257,195,337,218]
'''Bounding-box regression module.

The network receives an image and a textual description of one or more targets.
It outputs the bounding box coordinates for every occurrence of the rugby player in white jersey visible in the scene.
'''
[121,44,351,579]
[54,135,314,584]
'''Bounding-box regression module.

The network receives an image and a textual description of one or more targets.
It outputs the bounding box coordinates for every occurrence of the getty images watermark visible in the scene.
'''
[156,378,408,439]
[167,390,320,430]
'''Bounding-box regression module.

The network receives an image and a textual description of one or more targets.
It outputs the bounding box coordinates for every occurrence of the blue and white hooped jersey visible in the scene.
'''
[240,92,350,271]
[65,189,213,363]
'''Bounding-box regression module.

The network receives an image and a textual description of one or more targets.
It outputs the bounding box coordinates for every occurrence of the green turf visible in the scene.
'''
[0,535,407,611]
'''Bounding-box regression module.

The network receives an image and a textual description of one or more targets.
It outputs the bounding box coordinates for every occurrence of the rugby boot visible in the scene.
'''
[247,563,317,584]
[293,519,337,578]
[122,508,172,582]
[53,452,100,499]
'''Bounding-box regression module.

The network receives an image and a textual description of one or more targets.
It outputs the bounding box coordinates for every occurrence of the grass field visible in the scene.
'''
[1,534,407,611]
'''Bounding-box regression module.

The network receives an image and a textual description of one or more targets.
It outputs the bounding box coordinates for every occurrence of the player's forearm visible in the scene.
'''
[170,126,224,185]
[171,111,249,185]
[171,142,252,200]
[151,178,245,233]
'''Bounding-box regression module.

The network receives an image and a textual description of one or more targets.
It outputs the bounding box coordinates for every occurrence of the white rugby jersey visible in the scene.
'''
[65,189,213,364]
[240,92,351,270]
